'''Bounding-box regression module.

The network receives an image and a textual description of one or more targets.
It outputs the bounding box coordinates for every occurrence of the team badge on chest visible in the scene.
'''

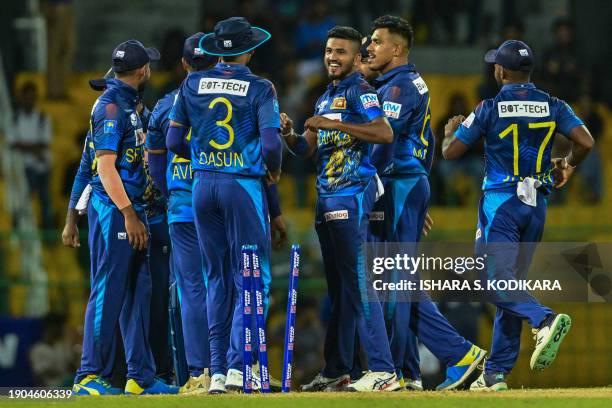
[331,97,346,110]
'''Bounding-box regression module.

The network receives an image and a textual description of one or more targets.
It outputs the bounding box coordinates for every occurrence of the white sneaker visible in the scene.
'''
[180,370,210,394]
[347,371,400,392]
[530,313,571,371]
[404,378,423,391]
[253,362,281,392]
[301,372,351,392]
[251,370,262,392]
[224,368,244,393]
[470,371,508,392]
[208,373,226,394]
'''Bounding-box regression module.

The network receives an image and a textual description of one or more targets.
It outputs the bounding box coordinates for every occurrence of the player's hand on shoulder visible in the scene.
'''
[305,115,335,131]
[280,113,294,136]
[551,157,575,189]
[444,115,465,136]
[121,205,149,251]
[61,223,80,248]
[270,215,288,249]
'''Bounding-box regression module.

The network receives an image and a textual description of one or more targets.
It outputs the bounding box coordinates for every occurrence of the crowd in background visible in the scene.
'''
[0,0,609,388]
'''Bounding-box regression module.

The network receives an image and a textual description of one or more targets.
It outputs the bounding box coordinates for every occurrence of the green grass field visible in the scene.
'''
[2,388,611,408]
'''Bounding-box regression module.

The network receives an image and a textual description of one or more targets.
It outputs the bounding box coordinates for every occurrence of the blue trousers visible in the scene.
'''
[317,181,394,375]
[371,175,472,373]
[76,194,155,386]
[148,218,172,380]
[192,172,271,376]
[476,190,553,374]
[169,221,210,375]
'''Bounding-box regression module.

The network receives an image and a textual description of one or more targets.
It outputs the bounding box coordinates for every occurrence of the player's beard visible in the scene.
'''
[327,62,352,81]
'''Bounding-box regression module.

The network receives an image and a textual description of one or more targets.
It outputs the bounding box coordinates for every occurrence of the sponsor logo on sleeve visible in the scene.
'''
[382,101,402,119]
[462,112,476,128]
[369,211,385,221]
[331,97,346,110]
[497,101,550,118]
[360,93,380,109]
[103,120,117,134]
[118,232,127,240]
[198,78,250,96]
[412,77,429,95]
[324,210,349,222]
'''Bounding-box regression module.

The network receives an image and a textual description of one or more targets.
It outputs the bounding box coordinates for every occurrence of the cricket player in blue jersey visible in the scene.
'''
[147,32,217,394]
[282,26,401,392]
[71,40,177,395]
[443,40,594,391]
[74,40,178,395]
[167,17,283,394]
[366,15,487,391]
[64,72,174,388]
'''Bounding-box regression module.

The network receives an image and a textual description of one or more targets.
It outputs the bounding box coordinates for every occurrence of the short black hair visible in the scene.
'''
[327,26,362,46]
[372,15,414,48]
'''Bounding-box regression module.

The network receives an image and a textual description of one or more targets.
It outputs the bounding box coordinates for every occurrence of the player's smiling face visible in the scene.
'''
[325,38,359,81]
[368,28,398,71]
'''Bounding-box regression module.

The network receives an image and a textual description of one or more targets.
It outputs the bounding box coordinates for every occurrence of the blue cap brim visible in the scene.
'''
[199,27,271,57]
[484,49,497,63]
[146,47,161,61]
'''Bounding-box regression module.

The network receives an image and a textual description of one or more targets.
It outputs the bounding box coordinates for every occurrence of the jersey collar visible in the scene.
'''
[105,78,139,103]
[374,63,416,86]
[327,71,361,91]
[214,62,252,74]
[501,82,536,92]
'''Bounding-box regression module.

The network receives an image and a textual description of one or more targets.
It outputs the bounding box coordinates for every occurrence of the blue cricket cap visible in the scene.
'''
[183,32,217,70]
[112,39,160,73]
[484,40,534,72]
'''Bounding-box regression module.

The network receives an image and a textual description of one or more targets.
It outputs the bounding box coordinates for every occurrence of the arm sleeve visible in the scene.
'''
[166,124,191,159]
[371,85,418,172]
[353,83,385,122]
[257,82,281,130]
[169,88,190,126]
[264,182,281,218]
[92,102,122,152]
[555,99,584,137]
[139,106,152,130]
[261,128,282,172]
[146,102,167,150]
[148,152,168,198]
[454,101,487,146]
[68,139,93,209]
[424,128,435,172]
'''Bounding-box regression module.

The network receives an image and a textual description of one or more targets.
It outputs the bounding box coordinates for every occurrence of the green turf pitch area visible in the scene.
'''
[2,388,611,408]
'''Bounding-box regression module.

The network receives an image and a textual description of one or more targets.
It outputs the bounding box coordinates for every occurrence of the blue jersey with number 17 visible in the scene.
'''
[455,83,583,191]
[169,62,280,177]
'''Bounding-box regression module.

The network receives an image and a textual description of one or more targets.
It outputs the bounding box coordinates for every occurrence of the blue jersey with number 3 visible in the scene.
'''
[169,63,280,177]
[455,83,583,191]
